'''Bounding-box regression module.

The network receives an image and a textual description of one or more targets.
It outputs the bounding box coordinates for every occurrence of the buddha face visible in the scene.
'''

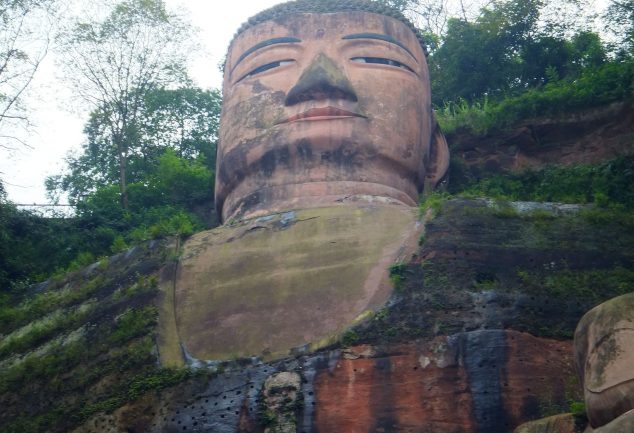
[216,11,448,221]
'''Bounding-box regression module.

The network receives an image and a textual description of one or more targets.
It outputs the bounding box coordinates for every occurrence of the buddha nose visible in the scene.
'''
[285,53,358,106]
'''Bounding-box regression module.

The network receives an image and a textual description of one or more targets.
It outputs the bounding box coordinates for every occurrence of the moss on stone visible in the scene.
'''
[171,204,421,361]
[0,239,193,433]
[342,199,634,344]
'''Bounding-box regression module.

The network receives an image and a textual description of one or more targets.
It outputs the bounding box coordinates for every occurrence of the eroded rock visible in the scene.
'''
[574,293,634,428]
[513,413,586,433]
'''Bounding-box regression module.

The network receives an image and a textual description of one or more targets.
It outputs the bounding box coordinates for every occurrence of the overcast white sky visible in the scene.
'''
[1,0,284,205]
[0,0,611,205]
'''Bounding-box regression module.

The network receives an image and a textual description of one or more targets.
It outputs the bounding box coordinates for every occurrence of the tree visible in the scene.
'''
[133,86,221,171]
[518,31,607,87]
[42,82,221,281]
[46,86,220,205]
[605,0,634,55]
[429,0,544,102]
[57,0,195,209]
[377,0,497,51]
[0,0,57,150]
[428,0,609,103]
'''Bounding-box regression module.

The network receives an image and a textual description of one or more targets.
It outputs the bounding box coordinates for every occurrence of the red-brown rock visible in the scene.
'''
[312,330,579,433]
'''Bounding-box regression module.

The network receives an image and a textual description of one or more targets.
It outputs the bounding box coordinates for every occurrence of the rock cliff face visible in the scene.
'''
[4,197,633,433]
[69,330,576,433]
[1,106,633,433]
[447,102,634,186]
[0,240,178,433]
[355,199,634,344]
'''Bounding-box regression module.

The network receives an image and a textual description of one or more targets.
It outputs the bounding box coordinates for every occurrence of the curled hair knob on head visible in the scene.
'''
[231,0,428,56]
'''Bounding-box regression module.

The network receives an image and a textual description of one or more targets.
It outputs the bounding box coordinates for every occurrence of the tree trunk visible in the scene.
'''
[118,149,129,210]
[114,131,129,211]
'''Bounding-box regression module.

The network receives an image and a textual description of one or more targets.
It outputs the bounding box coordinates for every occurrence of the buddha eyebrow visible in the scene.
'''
[234,37,302,69]
[342,33,417,62]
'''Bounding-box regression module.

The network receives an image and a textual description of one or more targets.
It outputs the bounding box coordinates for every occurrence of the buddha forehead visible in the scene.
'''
[225,12,426,76]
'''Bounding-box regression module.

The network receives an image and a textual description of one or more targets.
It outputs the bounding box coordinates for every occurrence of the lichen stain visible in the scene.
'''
[296,139,314,161]
[320,142,361,168]
[259,146,290,177]
[589,334,622,387]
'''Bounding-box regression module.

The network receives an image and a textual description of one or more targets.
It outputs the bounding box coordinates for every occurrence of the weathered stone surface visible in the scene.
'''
[0,240,176,433]
[513,413,586,433]
[260,372,301,433]
[348,198,634,345]
[73,330,578,433]
[6,197,634,433]
[448,102,634,183]
[164,203,421,362]
[312,331,578,433]
[574,293,634,428]
[591,409,634,433]
[216,7,449,222]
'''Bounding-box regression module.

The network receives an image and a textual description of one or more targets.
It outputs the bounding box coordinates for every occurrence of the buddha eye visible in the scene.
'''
[237,59,294,82]
[351,57,415,74]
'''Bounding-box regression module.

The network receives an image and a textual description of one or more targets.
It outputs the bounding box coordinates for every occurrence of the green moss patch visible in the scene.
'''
[0,240,194,433]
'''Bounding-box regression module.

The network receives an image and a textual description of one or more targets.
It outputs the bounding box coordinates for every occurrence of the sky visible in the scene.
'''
[0,0,611,206]
[1,0,284,206]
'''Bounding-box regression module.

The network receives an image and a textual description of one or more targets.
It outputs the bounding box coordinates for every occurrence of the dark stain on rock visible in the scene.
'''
[320,143,361,168]
[296,139,314,161]
[520,394,542,421]
[260,149,277,177]
[370,356,398,433]
[251,80,269,94]
[234,191,263,216]
[459,330,510,433]
[219,147,248,186]
[260,146,290,177]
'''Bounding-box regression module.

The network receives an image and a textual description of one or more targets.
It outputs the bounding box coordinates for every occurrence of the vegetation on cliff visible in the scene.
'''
[0,2,632,432]
[1,0,632,292]
[458,155,634,208]
[436,60,634,134]
[0,241,199,433]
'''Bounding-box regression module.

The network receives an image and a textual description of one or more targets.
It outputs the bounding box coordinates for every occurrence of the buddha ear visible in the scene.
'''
[424,114,450,192]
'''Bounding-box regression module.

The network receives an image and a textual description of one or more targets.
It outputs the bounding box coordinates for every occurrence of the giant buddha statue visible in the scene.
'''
[215,0,448,221]
[158,0,449,365]
[573,293,634,432]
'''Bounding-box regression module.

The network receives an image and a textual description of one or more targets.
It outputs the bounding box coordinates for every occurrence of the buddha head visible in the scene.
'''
[215,0,449,222]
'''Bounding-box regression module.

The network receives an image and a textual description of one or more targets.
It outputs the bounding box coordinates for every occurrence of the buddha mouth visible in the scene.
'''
[278,107,366,124]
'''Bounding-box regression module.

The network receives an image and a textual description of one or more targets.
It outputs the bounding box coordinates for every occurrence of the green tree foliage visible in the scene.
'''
[605,0,634,54]
[4,82,221,289]
[430,0,542,102]
[57,0,195,209]
[436,58,633,134]
[520,32,607,86]
[1,147,215,292]
[76,149,214,243]
[47,86,220,205]
[429,0,610,104]
[135,87,220,169]
[460,156,634,208]
[0,202,87,290]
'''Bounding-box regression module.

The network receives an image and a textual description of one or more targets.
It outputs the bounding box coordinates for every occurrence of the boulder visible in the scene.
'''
[574,293,634,428]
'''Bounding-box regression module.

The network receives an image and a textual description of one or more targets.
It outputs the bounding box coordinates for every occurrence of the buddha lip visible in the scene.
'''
[278,107,365,124]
